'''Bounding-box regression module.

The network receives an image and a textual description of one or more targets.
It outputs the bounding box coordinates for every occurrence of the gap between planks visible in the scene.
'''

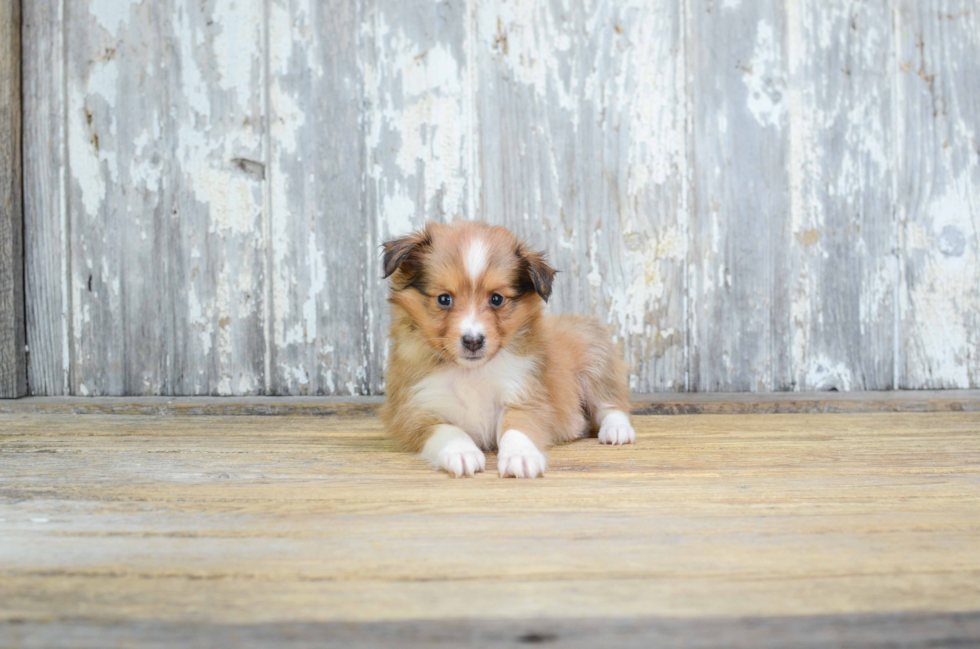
[1,390,978,417]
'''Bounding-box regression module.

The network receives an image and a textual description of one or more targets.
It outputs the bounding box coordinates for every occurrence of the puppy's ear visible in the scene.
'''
[381,228,430,280]
[516,245,556,303]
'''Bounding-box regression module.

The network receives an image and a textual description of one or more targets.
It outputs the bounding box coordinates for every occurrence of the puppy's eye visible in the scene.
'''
[489,293,504,307]
[437,293,453,308]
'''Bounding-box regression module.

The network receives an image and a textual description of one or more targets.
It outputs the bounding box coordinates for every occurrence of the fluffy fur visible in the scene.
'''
[381,221,634,479]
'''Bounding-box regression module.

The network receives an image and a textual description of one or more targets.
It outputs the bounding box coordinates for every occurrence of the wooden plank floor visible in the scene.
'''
[2,410,980,647]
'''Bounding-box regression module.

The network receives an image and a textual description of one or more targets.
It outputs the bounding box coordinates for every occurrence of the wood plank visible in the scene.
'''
[267,0,369,396]
[896,1,980,389]
[1,411,979,637]
[687,0,791,392]
[0,0,25,398]
[4,611,980,649]
[361,0,475,394]
[22,0,68,396]
[2,390,980,417]
[785,1,896,391]
[475,1,687,393]
[15,1,980,397]
[65,0,267,395]
[0,396,385,416]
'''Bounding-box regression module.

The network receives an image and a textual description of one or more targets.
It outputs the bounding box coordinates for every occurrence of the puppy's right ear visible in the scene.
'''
[381,228,430,280]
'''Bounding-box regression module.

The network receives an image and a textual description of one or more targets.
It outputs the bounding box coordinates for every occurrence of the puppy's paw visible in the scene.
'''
[421,425,485,478]
[599,411,635,445]
[438,443,486,478]
[497,430,547,479]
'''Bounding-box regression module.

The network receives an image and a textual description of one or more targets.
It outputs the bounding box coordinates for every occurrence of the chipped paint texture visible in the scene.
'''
[478,0,688,393]
[785,0,896,391]
[21,0,980,395]
[61,0,266,395]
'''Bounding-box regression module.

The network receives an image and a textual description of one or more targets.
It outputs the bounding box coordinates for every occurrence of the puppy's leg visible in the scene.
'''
[578,325,635,445]
[497,411,549,479]
[420,424,486,478]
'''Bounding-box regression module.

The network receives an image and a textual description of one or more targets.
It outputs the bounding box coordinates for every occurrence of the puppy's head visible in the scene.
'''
[383,222,555,367]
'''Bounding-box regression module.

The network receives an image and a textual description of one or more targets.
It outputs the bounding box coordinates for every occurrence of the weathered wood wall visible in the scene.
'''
[22,0,980,396]
[1,0,25,398]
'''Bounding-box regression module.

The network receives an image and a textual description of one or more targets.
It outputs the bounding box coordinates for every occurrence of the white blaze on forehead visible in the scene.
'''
[459,308,484,337]
[465,239,488,282]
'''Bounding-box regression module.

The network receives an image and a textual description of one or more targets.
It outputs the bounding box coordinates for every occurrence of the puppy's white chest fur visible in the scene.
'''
[410,350,537,450]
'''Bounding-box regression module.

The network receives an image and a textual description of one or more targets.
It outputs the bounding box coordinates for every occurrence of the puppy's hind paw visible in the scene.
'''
[497,430,547,479]
[599,411,635,445]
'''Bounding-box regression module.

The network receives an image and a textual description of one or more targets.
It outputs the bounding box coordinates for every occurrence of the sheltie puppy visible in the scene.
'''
[381,221,635,479]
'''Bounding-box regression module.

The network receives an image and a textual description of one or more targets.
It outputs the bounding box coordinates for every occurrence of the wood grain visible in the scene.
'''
[786,0,896,391]
[4,612,980,649]
[4,613,980,649]
[19,1,980,396]
[687,0,790,392]
[361,0,477,395]
[477,1,688,393]
[64,0,268,395]
[2,391,979,417]
[896,0,980,389]
[267,0,369,396]
[1,411,979,644]
[0,0,25,398]
[22,0,68,396]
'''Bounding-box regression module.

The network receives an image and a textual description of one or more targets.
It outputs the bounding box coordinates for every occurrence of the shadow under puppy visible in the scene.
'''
[381,221,635,479]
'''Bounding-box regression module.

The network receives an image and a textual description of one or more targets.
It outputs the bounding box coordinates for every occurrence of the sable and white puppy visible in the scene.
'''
[381,221,635,479]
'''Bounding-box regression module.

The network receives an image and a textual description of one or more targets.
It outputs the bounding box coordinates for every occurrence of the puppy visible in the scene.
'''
[381,221,635,479]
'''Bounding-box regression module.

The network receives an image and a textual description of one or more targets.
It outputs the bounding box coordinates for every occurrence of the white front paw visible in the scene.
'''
[599,411,635,445]
[497,430,547,479]
[421,425,486,478]
[438,444,486,478]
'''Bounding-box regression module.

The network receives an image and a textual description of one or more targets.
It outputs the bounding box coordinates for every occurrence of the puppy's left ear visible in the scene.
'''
[517,245,556,303]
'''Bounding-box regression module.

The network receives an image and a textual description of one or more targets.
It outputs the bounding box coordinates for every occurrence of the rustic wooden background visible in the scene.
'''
[18,0,980,397]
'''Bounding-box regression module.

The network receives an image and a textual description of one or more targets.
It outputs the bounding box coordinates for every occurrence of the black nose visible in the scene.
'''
[462,333,485,352]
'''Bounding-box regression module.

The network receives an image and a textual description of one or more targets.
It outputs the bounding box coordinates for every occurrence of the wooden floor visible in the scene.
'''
[2,407,980,647]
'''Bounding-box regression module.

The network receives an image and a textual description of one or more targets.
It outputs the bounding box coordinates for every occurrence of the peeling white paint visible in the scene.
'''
[69,57,118,217]
[212,0,262,92]
[743,20,786,129]
[365,12,470,234]
[477,1,579,121]
[902,175,978,388]
[622,3,684,192]
[608,226,684,337]
[805,355,854,391]
[381,190,417,239]
[35,0,979,397]
[193,162,261,235]
[187,284,213,357]
[88,0,138,34]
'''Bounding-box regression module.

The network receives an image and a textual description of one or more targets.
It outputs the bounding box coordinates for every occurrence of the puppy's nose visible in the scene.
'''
[461,333,485,352]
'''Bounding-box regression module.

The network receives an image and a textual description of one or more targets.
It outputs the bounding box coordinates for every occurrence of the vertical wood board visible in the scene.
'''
[784,0,896,391]
[267,0,368,395]
[23,0,68,396]
[0,0,25,398]
[687,0,791,392]
[896,0,980,389]
[361,0,475,393]
[476,0,688,393]
[64,0,267,395]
